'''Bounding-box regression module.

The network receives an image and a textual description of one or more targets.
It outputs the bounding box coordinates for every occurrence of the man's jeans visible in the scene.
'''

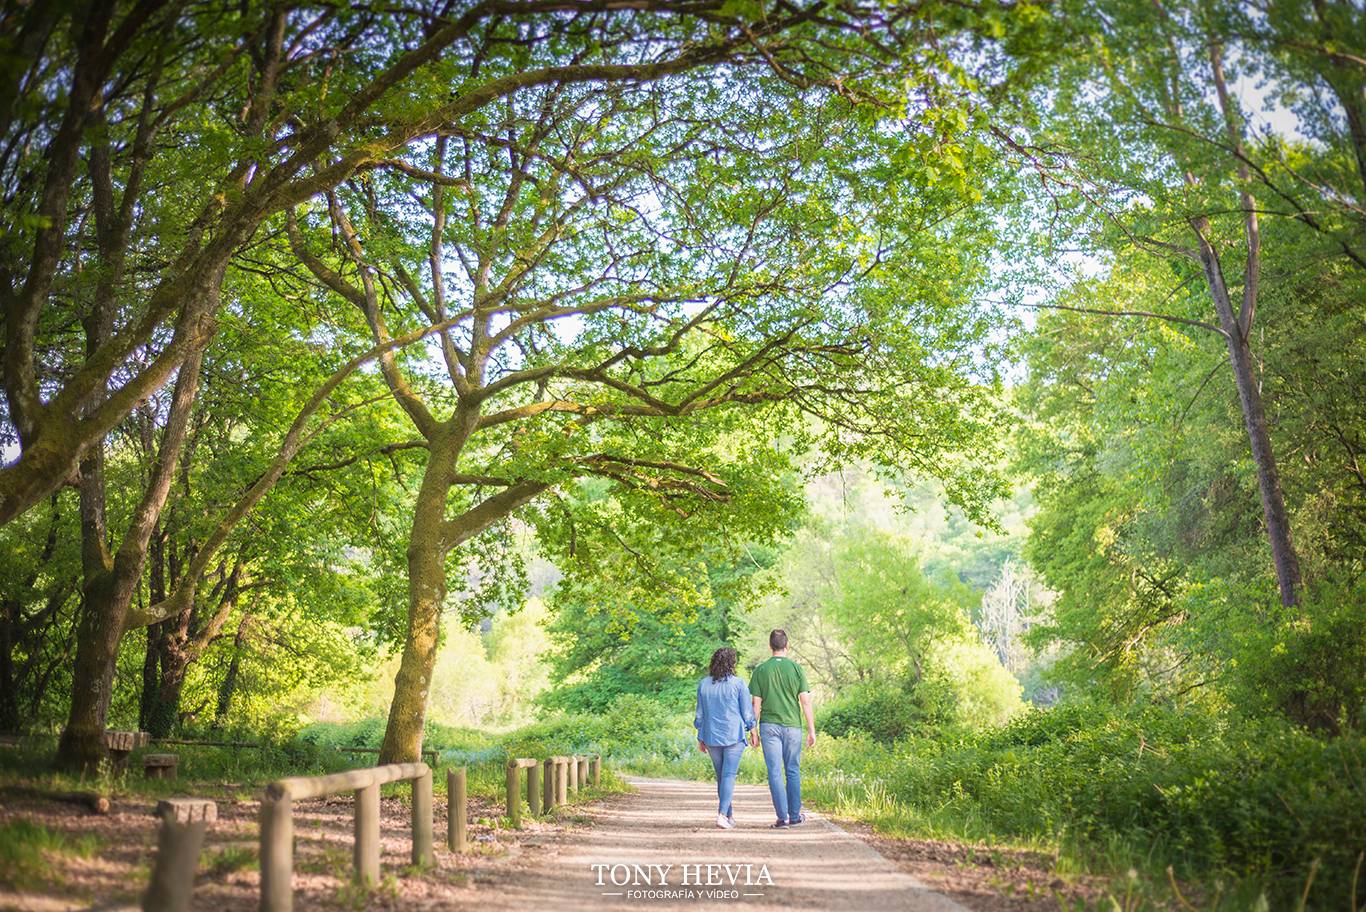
[708,741,745,816]
[758,722,803,822]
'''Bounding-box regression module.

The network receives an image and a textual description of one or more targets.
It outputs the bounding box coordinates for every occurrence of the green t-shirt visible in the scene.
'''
[749,656,810,729]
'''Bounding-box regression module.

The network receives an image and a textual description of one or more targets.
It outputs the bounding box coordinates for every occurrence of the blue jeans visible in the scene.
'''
[707,742,745,816]
[759,722,803,821]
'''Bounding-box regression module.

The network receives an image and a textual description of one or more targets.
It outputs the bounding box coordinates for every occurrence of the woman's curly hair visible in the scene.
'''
[709,647,738,683]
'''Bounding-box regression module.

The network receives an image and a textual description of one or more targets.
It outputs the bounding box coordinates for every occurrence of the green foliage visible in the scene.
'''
[544,528,786,712]
[818,687,924,743]
[866,703,1366,907]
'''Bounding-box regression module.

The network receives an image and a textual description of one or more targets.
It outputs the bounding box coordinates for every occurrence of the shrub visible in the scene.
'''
[819,687,922,742]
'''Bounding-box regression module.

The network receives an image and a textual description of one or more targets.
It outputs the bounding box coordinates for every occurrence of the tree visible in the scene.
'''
[282,17,1009,760]
[4,0,870,525]
[988,0,1366,607]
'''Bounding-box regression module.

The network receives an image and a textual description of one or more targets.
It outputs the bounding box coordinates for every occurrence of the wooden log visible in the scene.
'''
[447,767,467,853]
[152,737,261,749]
[527,760,541,817]
[354,783,380,886]
[0,786,110,814]
[267,762,428,801]
[592,755,601,787]
[142,799,215,912]
[567,755,579,792]
[335,745,439,768]
[577,756,588,787]
[505,760,521,828]
[259,794,293,912]
[555,757,568,806]
[412,766,433,867]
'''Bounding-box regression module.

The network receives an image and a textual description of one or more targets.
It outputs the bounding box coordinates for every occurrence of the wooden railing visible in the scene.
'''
[259,762,433,912]
[131,747,606,910]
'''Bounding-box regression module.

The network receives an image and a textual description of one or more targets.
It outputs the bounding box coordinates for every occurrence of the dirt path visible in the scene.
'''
[2,776,1086,910]
[470,777,970,911]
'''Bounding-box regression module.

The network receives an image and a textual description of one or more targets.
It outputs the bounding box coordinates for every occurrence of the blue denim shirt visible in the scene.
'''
[694,674,757,747]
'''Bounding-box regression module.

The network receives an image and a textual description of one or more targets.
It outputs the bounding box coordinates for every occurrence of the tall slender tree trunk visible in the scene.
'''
[1193,235,1302,607]
[214,615,251,726]
[144,650,189,737]
[0,600,19,733]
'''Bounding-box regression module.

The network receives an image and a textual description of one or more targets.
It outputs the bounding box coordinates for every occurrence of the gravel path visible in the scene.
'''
[470,776,971,911]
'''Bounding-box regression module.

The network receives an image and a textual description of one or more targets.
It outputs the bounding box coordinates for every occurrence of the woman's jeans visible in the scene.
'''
[708,741,745,816]
[759,722,803,821]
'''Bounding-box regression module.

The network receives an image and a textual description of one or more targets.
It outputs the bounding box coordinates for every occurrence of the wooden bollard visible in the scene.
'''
[447,767,467,853]
[506,760,521,827]
[592,755,601,786]
[354,783,380,885]
[412,765,433,866]
[142,798,215,912]
[541,760,551,811]
[567,755,579,792]
[506,759,535,827]
[577,756,588,787]
[555,756,568,806]
[528,760,541,816]
[259,794,293,912]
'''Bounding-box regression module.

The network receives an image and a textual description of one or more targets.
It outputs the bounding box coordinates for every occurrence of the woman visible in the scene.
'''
[694,646,756,829]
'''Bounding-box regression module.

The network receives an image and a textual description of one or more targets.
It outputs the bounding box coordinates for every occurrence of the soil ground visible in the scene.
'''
[0,775,1101,911]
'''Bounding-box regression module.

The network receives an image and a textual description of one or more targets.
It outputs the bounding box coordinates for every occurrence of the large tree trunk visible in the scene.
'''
[55,346,208,773]
[378,431,462,764]
[56,571,138,772]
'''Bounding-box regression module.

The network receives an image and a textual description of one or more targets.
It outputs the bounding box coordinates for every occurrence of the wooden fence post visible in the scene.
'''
[259,793,293,912]
[412,765,433,867]
[556,757,568,805]
[528,760,541,817]
[542,757,555,811]
[567,754,579,793]
[506,760,521,828]
[577,756,588,787]
[592,755,601,787]
[447,767,467,853]
[142,798,215,912]
[354,783,380,886]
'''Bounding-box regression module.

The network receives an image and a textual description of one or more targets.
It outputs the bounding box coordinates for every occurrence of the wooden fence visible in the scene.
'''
[259,762,433,912]
[132,747,605,911]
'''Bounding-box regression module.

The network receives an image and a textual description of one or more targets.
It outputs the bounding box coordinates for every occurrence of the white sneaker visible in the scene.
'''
[716,813,735,829]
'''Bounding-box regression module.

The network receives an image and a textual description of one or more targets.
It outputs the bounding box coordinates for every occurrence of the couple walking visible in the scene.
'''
[694,628,816,829]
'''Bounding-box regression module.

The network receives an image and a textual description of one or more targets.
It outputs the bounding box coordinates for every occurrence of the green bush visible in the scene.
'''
[810,701,1365,907]
[819,687,923,742]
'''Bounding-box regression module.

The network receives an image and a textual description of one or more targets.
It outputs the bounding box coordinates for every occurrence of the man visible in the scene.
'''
[749,628,816,828]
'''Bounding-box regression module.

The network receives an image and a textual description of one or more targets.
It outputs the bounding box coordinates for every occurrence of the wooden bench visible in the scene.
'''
[102,730,150,773]
[144,752,179,780]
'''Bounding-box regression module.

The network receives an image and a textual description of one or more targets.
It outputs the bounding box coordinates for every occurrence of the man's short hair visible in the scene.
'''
[769,628,788,651]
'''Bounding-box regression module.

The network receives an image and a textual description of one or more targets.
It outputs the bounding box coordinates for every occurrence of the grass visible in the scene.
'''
[611,721,1361,912]
[0,818,100,892]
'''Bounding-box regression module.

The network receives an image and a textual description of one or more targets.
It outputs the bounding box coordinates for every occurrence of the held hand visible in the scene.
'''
[698,740,708,753]
[748,730,759,748]
[806,730,816,748]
